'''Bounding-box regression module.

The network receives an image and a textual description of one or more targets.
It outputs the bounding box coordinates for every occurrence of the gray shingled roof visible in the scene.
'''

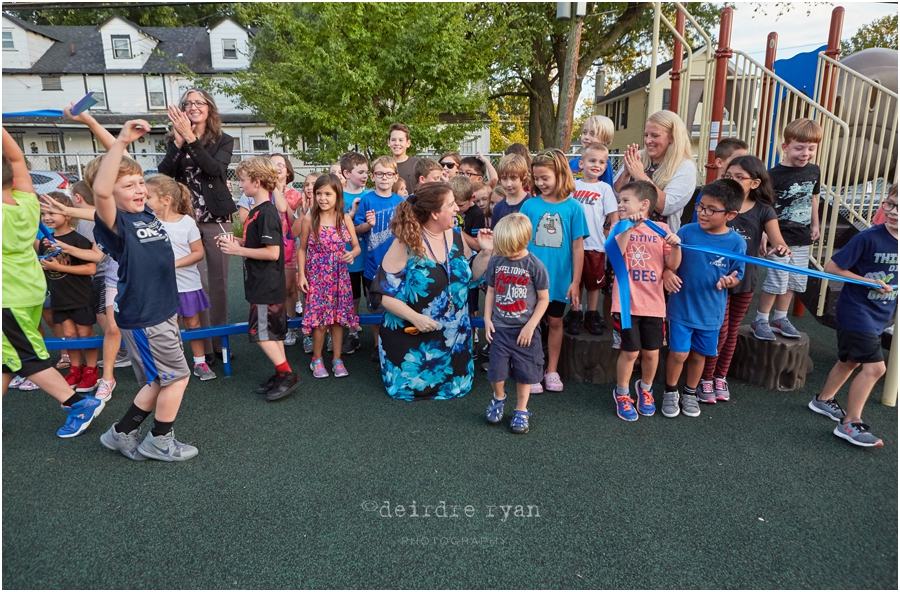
[599,56,678,103]
[1,12,62,42]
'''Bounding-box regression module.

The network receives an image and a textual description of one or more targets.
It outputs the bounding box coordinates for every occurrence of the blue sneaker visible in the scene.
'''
[635,380,656,416]
[486,395,506,424]
[57,396,105,438]
[510,409,531,434]
[614,390,638,421]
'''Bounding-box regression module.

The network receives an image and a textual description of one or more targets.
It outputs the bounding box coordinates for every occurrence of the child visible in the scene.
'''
[567,142,618,336]
[449,175,485,252]
[484,185,506,229]
[690,137,749,222]
[484,213,550,434]
[38,191,101,393]
[392,178,409,198]
[298,174,361,378]
[329,162,347,188]
[388,123,420,192]
[610,181,681,420]
[2,127,105,438]
[339,151,369,355]
[752,119,822,341]
[813,184,897,447]
[700,156,790,402]
[272,154,303,346]
[93,120,195,460]
[519,148,588,393]
[353,155,404,361]
[301,172,319,216]
[414,157,443,186]
[439,151,461,182]
[218,156,299,401]
[570,115,615,186]
[504,143,532,169]
[472,181,492,217]
[144,175,216,381]
[491,154,532,229]
[663,179,746,419]
[459,153,499,188]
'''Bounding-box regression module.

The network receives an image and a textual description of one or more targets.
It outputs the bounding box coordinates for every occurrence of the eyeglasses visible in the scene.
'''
[274,163,286,170]
[182,101,209,109]
[460,171,483,179]
[695,203,728,216]
[440,162,458,169]
[883,201,898,212]
[372,171,396,180]
[723,173,752,182]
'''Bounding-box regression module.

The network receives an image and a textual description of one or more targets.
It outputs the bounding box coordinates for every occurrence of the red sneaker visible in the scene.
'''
[75,366,98,393]
[65,365,83,389]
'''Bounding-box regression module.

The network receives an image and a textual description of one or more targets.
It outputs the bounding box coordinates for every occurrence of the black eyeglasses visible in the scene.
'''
[182,101,209,109]
[440,161,458,169]
[695,204,728,216]
[460,171,482,179]
[883,201,897,212]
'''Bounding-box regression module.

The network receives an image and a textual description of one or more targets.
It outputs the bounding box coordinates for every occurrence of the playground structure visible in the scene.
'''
[647,3,898,405]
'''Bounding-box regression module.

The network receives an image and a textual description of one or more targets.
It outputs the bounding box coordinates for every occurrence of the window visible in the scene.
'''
[223,39,237,59]
[620,97,628,130]
[252,138,270,152]
[662,89,671,112]
[111,35,132,59]
[41,76,62,91]
[145,75,166,109]
[84,75,106,109]
[231,138,242,163]
[9,132,24,151]
[2,30,14,50]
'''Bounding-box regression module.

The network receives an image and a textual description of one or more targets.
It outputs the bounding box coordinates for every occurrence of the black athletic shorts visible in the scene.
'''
[612,313,666,352]
[350,271,363,301]
[248,302,287,343]
[52,306,97,327]
[546,300,568,319]
[837,328,884,364]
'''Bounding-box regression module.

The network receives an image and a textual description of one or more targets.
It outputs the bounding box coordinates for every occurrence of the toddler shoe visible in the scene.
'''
[486,395,505,424]
[544,372,563,392]
[310,357,329,379]
[714,377,730,401]
[530,383,543,394]
[510,409,531,434]
[65,365,83,389]
[698,380,716,404]
[332,359,349,378]
[662,389,680,418]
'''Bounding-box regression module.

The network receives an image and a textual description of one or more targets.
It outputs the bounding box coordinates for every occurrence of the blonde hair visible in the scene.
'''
[236,156,278,192]
[83,153,141,186]
[493,213,532,258]
[582,142,609,159]
[371,155,398,173]
[783,118,823,145]
[145,174,194,219]
[640,110,693,191]
[531,148,575,200]
[448,175,473,204]
[582,115,615,144]
[498,153,530,184]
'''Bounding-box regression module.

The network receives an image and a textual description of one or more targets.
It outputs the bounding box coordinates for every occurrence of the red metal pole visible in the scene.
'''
[669,4,685,115]
[757,32,778,160]
[820,6,845,112]
[706,6,733,182]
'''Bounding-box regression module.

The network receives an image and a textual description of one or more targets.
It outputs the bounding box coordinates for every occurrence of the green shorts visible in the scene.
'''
[2,306,52,376]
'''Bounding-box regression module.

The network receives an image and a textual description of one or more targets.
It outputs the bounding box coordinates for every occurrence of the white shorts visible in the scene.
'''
[761,245,811,295]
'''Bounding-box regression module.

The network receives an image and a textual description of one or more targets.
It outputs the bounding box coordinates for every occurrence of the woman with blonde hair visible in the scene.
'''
[613,109,696,232]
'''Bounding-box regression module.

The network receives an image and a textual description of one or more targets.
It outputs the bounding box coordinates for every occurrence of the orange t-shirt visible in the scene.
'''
[611,222,672,318]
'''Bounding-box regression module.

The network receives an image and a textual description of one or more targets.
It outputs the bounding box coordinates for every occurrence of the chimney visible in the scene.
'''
[70,44,76,55]
[594,67,607,103]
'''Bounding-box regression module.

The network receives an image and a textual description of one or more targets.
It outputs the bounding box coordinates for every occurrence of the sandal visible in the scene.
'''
[332,359,349,378]
[55,353,71,370]
[544,372,563,392]
[486,395,506,424]
[510,409,531,434]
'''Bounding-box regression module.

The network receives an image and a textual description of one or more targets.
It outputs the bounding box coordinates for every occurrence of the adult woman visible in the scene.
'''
[613,109,696,232]
[369,182,493,401]
[158,88,236,360]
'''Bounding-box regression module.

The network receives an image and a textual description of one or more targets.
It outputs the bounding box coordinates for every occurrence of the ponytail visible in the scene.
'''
[390,182,452,257]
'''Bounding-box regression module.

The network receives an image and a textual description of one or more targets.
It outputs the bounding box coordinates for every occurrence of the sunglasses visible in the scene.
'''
[440,162,458,169]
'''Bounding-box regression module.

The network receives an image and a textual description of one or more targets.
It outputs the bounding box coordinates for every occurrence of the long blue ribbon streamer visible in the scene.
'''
[2,110,64,118]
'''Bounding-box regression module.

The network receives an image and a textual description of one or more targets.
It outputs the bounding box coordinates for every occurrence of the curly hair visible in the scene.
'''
[236,156,278,192]
[391,181,453,257]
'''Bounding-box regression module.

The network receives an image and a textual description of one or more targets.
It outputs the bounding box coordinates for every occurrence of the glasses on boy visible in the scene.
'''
[460,171,482,179]
[695,203,727,216]
[372,171,396,180]
[882,201,897,212]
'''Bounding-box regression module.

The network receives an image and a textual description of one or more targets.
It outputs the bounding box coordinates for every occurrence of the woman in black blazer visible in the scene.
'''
[159,88,236,362]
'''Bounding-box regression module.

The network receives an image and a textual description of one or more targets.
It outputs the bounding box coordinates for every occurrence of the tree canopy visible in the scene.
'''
[841,14,898,55]
[6,3,247,28]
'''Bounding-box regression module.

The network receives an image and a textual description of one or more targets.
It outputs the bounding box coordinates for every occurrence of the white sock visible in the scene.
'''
[772,310,787,321]
[193,356,206,365]
[754,311,769,323]
[640,380,652,392]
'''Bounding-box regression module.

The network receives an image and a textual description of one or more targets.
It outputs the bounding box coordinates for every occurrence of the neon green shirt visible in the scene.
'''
[2,190,47,307]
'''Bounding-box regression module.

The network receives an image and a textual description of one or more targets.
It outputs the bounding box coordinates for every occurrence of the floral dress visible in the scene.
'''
[301,224,359,333]
[370,231,475,401]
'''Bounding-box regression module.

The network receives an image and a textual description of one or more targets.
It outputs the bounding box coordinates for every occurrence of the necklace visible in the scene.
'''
[423,226,443,239]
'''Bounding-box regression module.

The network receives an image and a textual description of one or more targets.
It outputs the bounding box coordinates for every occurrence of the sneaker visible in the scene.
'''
[662,390,680,418]
[714,377,730,402]
[266,372,301,401]
[326,335,333,353]
[255,373,279,394]
[681,391,701,417]
[565,310,583,336]
[486,395,506,424]
[371,349,380,363]
[94,378,116,402]
[311,357,329,379]
[809,395,846,422]
[303,336,313,354]
[57,396,105,438]
[771,317,801,338]
[342,333,361,354]
[530,383,544,394]
[481,361,489,372]
[9,375,24,389]
[205,353,217,368]
[284,330,298,346]
[480,343,491,358]
[584,310,605,335]
[833,420,883,447]
[750,319,776,341]
[698,380,717,404]
[137,429,199,461]
[295,301,303,315]
[635,380,655,416]
[193,362,217,381]
[17,378,39,391]
[614,390,638,421]
[332,359,349,378]
[100,424,147,461]
[75,366,99,393]
[544,372,563,392]
[113,349,131,368]
[65,365,83,389]
[510,409,531,434]
[473,330,480,344]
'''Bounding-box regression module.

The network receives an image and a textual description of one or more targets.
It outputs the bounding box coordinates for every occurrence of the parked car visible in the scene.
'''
[29,171,71,195]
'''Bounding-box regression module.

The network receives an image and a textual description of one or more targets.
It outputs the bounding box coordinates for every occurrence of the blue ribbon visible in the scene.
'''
[2,110,64,118]
[604,220,636,329]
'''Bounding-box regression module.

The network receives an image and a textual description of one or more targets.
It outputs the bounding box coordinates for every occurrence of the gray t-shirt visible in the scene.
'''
[77,218,108,275]
[485,252,549,328]
[396,156,421,192]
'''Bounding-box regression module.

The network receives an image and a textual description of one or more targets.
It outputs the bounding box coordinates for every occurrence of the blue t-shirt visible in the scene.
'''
[490,194,533,230]
[353,191,404,279]
[519,196,589,303]
[93,206,178,330]
[667,223,746,331]
[344,189,367,274]
[569,156,614,186]
[831,224,898,334]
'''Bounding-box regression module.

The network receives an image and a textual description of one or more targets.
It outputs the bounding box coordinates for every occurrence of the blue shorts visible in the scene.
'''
[487,325,544,385]
[667,320,718,356]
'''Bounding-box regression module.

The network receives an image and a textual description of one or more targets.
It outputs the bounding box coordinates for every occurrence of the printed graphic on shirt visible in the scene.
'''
[131,217,170,245]
[494,266,533,317]
[775,181,815,224]
[368,207,394,252]
[626,233,660,283]
[867,251,898,302]
[534,212,563,248]
[709,255,728,269]
[573,189,604,206]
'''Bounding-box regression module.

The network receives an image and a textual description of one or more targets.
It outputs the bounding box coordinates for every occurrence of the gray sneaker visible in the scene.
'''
[342,332,361,354]
[326,335,333,353]
[303,336,313,354]
[698,380,717,404]
[137,430,199,461]
[750,319,776,341]
[193,362,217,381]
[681,391,701,417]
[834,420,883,447]
[100,424,147,461]
[771,317,801,338]
[809,395,846,422]
[662,390,680,418]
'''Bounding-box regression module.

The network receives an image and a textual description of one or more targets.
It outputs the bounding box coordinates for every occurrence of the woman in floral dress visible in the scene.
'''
[370,182,494,400]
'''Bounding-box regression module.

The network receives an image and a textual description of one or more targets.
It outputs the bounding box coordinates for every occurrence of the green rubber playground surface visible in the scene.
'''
[3,257,897,589]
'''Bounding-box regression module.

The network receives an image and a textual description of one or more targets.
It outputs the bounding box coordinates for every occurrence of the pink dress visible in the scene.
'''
[302,224,359,332]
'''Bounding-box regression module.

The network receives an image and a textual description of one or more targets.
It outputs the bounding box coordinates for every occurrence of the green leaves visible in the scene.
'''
[841,14,898,55]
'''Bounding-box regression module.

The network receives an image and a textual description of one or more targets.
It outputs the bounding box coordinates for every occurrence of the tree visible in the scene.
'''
[217,3,491,164]
[842,14,898,55]
[6,3,243,27]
